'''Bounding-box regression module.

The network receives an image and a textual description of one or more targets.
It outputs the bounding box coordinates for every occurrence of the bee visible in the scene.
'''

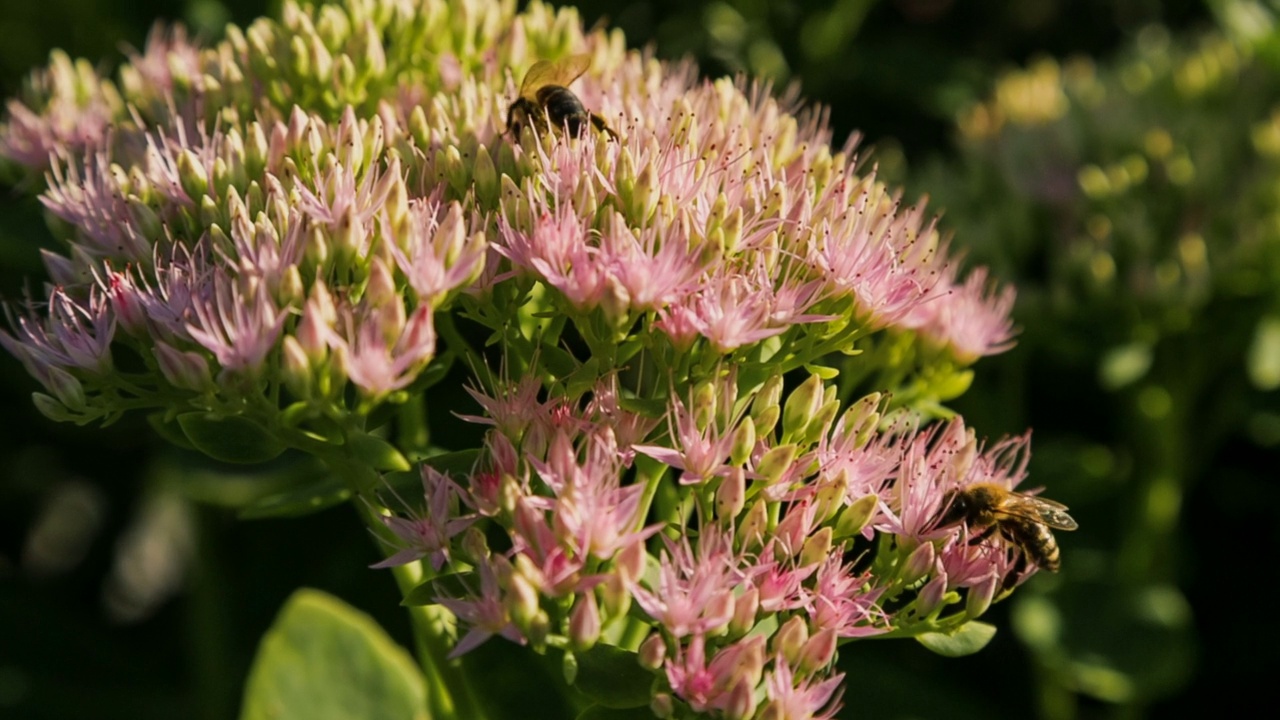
[936,482,1078,573]
[506,55,617,140]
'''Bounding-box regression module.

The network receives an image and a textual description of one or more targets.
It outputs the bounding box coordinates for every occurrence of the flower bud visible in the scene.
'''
[43,366,86,410]
[638,633,667,670]
[802,397,841,447]
[799,527,833,569]
[921,568,952,614]
[782,374,823,443]
[506,564,541,630]
[729,419,755,467]
[755,443,798,487]
[281,336,312,398]
[704,590,735,636]
[473,144,498,207]
[692,380,716,432]
[752,375,783,426]
[773,616,809,664]
[723,679,757,720]
[459,526,490,565]
[739,500,769,552]
[614,538,645,584]
[650,693,674,718]
[834,494,879,540]
[32,393,77,423]
[729,587,759,637]
[900,542,935,586]
[799,628,838,675]
[568,592,601,652]
[813,471,847,524]
[154,342,212,392]
[966,573,999,619]
[716,466,746,519]
[177,148,209,201]
[599,572,630,620]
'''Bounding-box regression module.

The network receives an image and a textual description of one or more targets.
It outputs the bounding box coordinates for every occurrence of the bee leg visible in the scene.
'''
[1002,551,1030,592]
[590,113,618,140]
[966,524,997,546]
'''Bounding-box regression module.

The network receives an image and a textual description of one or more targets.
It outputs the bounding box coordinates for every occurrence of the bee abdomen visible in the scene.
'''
[537,85,590,136]
[1007,521,1061,572]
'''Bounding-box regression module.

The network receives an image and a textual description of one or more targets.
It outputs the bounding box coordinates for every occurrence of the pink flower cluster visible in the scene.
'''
[0,1,1045,716]
[377,369,1040,717]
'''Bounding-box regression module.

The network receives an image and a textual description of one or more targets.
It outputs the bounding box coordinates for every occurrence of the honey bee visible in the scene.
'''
[936,482,1078,573]
[506,55,617,140]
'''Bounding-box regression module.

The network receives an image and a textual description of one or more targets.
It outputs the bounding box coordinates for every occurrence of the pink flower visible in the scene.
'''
[633,394,739,486]
[333,304,437,397]
[186,269,288,376]
[529,428,659,563]
[372,466,476,571]
[905,267,1017,362]
[805,554,888,638]
[389,198,487,307]
[0,51,118,171]
[632,529,742,638]
[435,561,524,658]
[760,655,845,720]
[1,287,115,377]
[664,634,766,715]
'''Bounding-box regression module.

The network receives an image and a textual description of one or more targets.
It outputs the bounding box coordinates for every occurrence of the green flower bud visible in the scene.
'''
[756,443,798,486]
[782,374,823,443]
[799,527,833,569]
[834,494,879,539]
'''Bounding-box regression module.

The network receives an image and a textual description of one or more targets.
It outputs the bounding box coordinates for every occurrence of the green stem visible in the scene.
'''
[334,456,489,720]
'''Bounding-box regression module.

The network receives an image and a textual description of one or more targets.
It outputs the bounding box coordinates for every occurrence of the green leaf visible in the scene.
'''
[240,589,429,720]
[421,449,482,475]
[148,412,195,450]
[802,363,840,379]
[349,432,412,472]
[237,474,351,519]
[616,395,667,418]
[178,412,286,463]
[916,621,997,657]
[571,644,654,709]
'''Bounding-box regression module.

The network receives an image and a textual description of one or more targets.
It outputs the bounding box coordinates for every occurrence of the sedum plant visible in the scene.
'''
[1,1,1042,717]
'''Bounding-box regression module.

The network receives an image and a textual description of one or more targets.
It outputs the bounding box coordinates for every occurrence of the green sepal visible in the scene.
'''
[915,621,997,657]
[571,644,654,709]
[239,589,428,720]
[348,432,412,472]
[178,412,287,463]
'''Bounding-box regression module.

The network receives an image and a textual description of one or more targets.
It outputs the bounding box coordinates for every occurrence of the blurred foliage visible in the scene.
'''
[2,0,1271,719]
[907,1,1280,716]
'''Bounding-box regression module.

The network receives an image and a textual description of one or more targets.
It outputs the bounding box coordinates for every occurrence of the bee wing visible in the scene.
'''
[518,54,592,98]
[998,494,1078,531]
